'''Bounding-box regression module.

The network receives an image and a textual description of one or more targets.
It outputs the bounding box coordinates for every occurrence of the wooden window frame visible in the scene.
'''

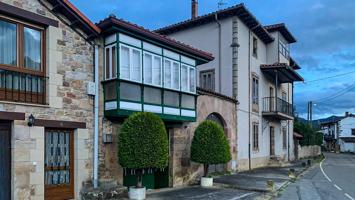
[252,36,258,58]
[0,15,46,77]
[104,44,117,80]
[44,129,74,200]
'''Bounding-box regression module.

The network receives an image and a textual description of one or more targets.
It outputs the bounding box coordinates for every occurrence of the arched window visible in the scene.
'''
[206,113,225,129]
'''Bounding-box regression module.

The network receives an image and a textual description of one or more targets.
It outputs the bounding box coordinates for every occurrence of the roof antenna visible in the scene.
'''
[218,0,227,10]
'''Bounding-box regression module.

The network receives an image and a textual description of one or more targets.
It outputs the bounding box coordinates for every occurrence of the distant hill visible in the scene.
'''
[296,115,345,130]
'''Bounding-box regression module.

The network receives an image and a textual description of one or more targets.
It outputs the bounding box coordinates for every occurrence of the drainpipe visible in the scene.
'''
[287,83,290,162]
[215,14,222,93]
[93,45,99,188]
[248,30,251,170]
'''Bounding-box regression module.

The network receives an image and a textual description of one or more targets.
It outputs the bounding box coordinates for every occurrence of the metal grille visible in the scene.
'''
[45,130,71,186]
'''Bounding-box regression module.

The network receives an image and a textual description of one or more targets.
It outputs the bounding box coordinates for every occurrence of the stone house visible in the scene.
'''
[0,0,239,199]
[0,0,100,199]
[156,1,304,170]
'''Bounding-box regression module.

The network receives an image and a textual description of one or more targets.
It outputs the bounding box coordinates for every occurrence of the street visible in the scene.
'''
[277,153,355,200]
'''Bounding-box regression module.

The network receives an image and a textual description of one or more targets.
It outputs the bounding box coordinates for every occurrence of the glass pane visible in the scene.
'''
[112,46,117,78]
[164,60,171,88]
[172,62,180,90]
[120,46,130,79]
[144,53,152,84]
[164,90,179,107]
[24,27,41,70]
[0,20,17,66]
[189,68,195,93]
[181,65,188,91]
[105,48,110,79]
[120,82,141,101]
[153,56,162,86]
[181,94,195,109]
[104,81,117,101]
[144,87,161,104]
[131,49,141,82]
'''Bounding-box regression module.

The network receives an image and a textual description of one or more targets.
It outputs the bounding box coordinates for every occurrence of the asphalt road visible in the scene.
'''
[277,153,355,200]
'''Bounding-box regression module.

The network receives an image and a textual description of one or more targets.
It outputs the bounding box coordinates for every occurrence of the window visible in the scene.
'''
[283,128,287,149]
[104,44,117,80]
[252,76,259,105]
[189,67,196,93]
[253,123,259,150]
[252,37,258,57]
[181,64,196,93]
[200,69,215,91]
[279,40,290,58]
[352,129,355,136]
[144,87,162,104]
[164,59,180,90]
[119,44,142,82]
[120,82,141,102]
[143,52,162,86]
[0,18,46,104]
[181,94,195,109]
[164,90,179,107]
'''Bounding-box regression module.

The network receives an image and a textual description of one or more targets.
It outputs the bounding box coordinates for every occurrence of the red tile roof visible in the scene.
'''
[97,16,214,63]
[264,23,296,43]
[155,3,274,44]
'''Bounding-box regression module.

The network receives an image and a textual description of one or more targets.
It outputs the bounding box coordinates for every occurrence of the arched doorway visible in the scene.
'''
[206,113,228,174]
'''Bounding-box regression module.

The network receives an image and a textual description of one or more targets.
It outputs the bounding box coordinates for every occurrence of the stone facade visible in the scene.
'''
[98,91,238,187]
[0,0,95,199]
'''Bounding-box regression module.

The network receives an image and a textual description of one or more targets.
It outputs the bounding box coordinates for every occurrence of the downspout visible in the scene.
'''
[93,45,99,188]
[287,83,290,162]
[215,14,222,93]
[248,30,251,170]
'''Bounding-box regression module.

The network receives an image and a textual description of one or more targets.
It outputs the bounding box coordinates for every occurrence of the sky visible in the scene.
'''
[71,0,355,119]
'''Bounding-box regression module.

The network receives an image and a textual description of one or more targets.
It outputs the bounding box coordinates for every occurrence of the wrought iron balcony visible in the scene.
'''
[0,69,47,105]
[262,97,293,120]
[324,133,336,141]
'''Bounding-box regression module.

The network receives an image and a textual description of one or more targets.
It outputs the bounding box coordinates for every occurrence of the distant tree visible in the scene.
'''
[294,118,323,146]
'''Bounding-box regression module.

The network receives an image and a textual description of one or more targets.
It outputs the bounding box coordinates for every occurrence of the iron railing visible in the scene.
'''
[0,69,47,104]
[262,97,293,117]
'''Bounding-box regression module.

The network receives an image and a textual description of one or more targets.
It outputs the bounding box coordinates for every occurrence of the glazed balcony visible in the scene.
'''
[262,97,293,120]
[0,69,47,105]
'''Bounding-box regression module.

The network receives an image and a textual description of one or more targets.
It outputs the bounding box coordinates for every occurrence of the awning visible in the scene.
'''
[261,63,304,83]
[293,131,303,139]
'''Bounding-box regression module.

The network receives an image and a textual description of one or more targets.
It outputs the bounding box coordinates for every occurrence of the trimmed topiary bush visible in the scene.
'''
[191,120,231,177]
[118,112,168,188]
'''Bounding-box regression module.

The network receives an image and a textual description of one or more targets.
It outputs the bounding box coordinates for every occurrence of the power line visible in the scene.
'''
[313,82,355,103]
[296,70,355,85]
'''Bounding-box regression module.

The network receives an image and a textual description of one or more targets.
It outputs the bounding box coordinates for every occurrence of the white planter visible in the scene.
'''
[129,187,146,200]
[201,177,213,187]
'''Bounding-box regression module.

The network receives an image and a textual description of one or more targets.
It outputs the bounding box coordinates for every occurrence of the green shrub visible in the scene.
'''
[191,120,231,177]
[118,112,168,187]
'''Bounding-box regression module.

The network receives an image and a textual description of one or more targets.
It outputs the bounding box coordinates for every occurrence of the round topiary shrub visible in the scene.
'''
[118,112,168,188]
[191,120,231,177]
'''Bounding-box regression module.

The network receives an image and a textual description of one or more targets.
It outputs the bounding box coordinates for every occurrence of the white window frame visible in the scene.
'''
[119,43,142,83]
[163,58,180,91]
[143,51,163,87]
[104,44,117,80]
[181,63,196,94]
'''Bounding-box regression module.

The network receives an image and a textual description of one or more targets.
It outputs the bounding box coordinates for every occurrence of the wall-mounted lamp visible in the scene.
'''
[103,133,113,144]
[28,114,35,127]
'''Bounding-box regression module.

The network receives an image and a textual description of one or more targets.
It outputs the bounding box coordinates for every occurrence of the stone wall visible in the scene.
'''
[0,0,95,199]
[298,145,321,159]
[170,94,238,187]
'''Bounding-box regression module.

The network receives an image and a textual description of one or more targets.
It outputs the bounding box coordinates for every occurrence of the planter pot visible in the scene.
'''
[128,187,146,200]
[201,177,213,187]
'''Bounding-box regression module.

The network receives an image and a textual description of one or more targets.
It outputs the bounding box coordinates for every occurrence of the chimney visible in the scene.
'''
[192,0,198,19]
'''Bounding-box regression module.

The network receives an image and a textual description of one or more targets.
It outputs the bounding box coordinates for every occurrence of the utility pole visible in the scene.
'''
[307,101,313,128]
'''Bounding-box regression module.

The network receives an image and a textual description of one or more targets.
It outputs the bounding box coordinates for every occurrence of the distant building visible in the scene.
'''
[320,112,355,152]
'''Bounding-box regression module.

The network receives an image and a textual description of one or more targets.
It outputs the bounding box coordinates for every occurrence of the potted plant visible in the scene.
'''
[191,120,231,187]
[118,112,168,200]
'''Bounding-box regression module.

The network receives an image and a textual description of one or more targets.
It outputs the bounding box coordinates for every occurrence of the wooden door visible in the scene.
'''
[45,129,74,200]
[0,122,11,200]
[270,126,275,156]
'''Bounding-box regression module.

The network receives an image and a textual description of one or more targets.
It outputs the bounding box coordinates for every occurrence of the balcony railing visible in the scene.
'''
[262,97,293,117]
[0,69,47,104]
[324,133,336,141]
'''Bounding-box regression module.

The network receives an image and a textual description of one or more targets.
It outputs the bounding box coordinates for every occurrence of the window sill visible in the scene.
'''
[0,100,49,108]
